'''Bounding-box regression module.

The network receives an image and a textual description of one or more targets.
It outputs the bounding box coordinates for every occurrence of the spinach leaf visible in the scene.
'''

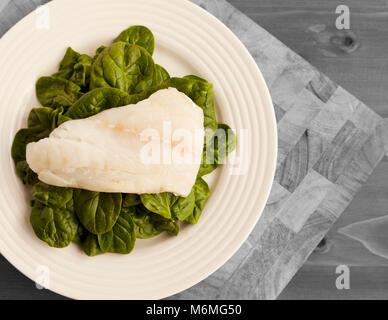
[65,84,170,120]
[32,182,73,208]
[171,190,195,221]
[11,128,43,164]
[12,128,45,185]
[15,160,38,185]
[36,76,82,109]
[98,210,136,254]
[126,205,179,239]
[122,194,141,208]
[72,223,86,245]
[53,47,93,88]
[153,64,170,86]
[71,54,93,88]
[123,206,160,239]
[214,124,237,164]
[74,190,122,235]
[138,174,198,223]
[65,87,130,119]
[183,75,207,82]
[93,45,107,62]
[82,232,105,256]
[28,106,71,129]
[30,200,78,248]
[114,25,155,55]
[140,190,195,222]
[72,223,105,256]
[198,148,217,177]
[15,108,56,160]
[140,192,178,220]
[198,124,237,177]
[153,215,180,236]
[11,107,69,180]
[90,42,156,94]
[184,177,210,224]
[27,106,54,128]
[53,47,80,80]
[169,76,217,134]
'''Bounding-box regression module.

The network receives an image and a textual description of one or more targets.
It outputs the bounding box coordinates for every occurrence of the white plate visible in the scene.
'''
[0,0,276,299]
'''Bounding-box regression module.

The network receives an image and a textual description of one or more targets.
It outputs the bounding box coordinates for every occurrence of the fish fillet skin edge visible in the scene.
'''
[26,88,205,197]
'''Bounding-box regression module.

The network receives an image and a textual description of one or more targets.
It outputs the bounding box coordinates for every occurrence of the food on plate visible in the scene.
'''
[26,88,205,197]
[11,26,236,256]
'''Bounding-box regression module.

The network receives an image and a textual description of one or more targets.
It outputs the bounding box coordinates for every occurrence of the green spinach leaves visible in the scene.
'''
[30,198,78,248]
[198,123,237,177]
[53,47,93,88]
[11,107,69,184]
[114,25,155,55]
[185,178,210,224]
[140,192,177,220]
[32,182,73,208]
[90,42,157,94]
[36,76,83,109]
[73,190,122,235]
[98,210,136,254]
[65,87,132,119]
[139,178,210,225]
[128,206,179,239]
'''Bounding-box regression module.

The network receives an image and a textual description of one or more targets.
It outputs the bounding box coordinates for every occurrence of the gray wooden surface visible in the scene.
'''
[236,0,388,300]
[1,0,388,300]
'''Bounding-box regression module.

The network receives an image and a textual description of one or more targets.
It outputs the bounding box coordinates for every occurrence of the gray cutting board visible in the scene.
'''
[170,0,387,300]
[0,0,387,300]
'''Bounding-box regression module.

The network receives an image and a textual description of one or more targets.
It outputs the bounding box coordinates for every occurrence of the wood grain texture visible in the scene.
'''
[172,0,386,300]
[228,0,388,117]
[279,265,388,300]
[282,158,388,300]
[225,0,388,299]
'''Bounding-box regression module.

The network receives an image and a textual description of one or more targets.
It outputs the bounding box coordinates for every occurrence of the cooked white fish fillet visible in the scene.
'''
[26,88,204,197]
